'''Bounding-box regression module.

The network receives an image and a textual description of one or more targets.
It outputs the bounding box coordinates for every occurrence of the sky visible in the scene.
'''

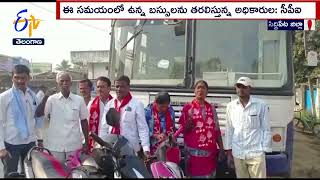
[0,2,111,69]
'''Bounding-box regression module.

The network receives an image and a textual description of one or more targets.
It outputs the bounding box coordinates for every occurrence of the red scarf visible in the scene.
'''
[151,103,174,155]
[152,102,174,135]
[189,99,216,149]
[111,92,132,134]
[181,99,219,176]
[88,95,113,153]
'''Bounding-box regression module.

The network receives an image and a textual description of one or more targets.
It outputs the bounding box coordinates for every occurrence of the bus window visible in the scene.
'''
[195,20,288,88]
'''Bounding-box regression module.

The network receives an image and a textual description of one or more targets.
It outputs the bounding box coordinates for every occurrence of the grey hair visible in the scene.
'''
[56,71,73,83]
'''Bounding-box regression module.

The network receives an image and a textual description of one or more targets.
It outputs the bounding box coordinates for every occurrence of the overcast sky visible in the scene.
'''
[0,2,111,68]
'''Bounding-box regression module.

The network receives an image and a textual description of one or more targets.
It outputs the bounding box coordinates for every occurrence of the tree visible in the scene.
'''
[56,60,71,71]
[293,31,314,83]
[294,20,320,84]
[294,21,320,116]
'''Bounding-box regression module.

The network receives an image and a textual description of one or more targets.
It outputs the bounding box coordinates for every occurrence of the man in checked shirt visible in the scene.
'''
[225,77,271,178]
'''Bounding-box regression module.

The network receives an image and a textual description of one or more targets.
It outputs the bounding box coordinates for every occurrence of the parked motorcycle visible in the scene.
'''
[89,132,152,178]
[88,108,152,178]
[19,109,122,178]
[22,146,103,178]
[147,126,185,178]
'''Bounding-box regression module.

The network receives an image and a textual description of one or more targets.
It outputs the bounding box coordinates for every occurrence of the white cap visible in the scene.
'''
[236,77,253,87]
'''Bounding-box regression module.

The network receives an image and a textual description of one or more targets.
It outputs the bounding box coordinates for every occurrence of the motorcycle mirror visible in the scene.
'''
[106,108,120,127]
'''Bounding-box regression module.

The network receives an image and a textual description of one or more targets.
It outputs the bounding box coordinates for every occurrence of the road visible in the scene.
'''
[292,128,320,177]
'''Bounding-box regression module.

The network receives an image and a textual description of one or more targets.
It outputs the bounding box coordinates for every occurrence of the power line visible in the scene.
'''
[30,3,109,33]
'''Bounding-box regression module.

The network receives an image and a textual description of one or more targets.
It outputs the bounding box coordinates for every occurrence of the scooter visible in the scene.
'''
[147,126,185,178]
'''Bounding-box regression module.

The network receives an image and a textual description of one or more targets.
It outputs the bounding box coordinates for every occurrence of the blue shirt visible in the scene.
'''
[145,103,175,146]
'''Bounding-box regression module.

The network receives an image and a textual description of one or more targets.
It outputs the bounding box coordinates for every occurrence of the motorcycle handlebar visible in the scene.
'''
[89,132,113,150]
[145,156,158,164]
[158,126,183,145]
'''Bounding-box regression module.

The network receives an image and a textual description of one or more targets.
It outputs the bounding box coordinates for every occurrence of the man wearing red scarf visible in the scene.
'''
[87,76,113,153]
[99,75,151,158]
[144,91,175,156]
[179,80,225,177]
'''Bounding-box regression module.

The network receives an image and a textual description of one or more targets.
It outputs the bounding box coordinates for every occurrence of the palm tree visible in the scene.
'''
[56,60,71,71]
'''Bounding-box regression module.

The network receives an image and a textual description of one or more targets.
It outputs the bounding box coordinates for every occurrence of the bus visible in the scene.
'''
[107,20,295,177]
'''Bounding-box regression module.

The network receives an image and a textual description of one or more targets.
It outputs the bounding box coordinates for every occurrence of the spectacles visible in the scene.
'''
[236,84,249,89]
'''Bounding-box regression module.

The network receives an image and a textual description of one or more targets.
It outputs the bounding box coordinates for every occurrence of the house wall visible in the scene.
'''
[88,62,109,79]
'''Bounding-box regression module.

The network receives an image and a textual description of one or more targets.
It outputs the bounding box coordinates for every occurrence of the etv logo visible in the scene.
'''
[12,9,45,45]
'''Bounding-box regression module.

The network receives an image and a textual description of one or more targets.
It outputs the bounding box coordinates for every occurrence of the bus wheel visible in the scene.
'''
[312,124,320,138]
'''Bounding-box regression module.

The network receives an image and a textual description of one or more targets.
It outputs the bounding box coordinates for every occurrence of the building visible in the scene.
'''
[70,50,109,79]
[0,54,29,73]
[0,54,30,93]
[29,70,87,94]
[30,62,52,75]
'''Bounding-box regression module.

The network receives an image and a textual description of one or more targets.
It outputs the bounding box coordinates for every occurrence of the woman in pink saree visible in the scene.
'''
[179,80,225,178]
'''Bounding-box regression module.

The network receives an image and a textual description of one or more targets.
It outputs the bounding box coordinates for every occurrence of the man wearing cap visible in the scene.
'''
[225,77,271,178]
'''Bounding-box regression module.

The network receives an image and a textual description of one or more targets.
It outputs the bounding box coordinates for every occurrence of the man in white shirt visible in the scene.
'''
[87,76,113,152]
[35,72,89,163]
[225,77,271,178]
[99,75,150,158]
[36,86,46,103]
[0,64,43,177]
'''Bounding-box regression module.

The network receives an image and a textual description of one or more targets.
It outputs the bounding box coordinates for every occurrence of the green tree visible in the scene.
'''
[55,60,71,71]
[294,21,320,84]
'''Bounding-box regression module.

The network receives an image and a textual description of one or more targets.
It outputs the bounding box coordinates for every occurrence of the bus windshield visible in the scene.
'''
[110,20,289,88]
[195,20,288,88]
[110,20,186,86]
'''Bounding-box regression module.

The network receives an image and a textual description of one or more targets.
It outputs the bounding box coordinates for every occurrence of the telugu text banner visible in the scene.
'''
[57,2,316,20]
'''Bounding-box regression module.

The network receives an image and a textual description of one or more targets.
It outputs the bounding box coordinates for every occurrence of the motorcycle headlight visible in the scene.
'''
[82,157,99,169]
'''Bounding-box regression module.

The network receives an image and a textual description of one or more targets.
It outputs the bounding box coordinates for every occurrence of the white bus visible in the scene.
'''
[108,20,295,177]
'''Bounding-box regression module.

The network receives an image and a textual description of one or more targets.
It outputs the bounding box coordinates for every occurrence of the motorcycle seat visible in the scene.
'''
[31,150,69,178]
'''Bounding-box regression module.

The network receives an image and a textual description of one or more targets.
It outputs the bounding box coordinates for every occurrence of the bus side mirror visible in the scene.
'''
[174,21,185,36]
[164,20,186,36]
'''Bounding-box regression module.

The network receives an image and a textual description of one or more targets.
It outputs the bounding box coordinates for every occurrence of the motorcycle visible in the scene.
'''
[89,132,152,178]
[22,146,103,178]
[147,126,185,178]
[88,108,152,178]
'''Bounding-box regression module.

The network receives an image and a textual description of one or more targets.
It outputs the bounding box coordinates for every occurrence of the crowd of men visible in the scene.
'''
[0,64,271,178]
